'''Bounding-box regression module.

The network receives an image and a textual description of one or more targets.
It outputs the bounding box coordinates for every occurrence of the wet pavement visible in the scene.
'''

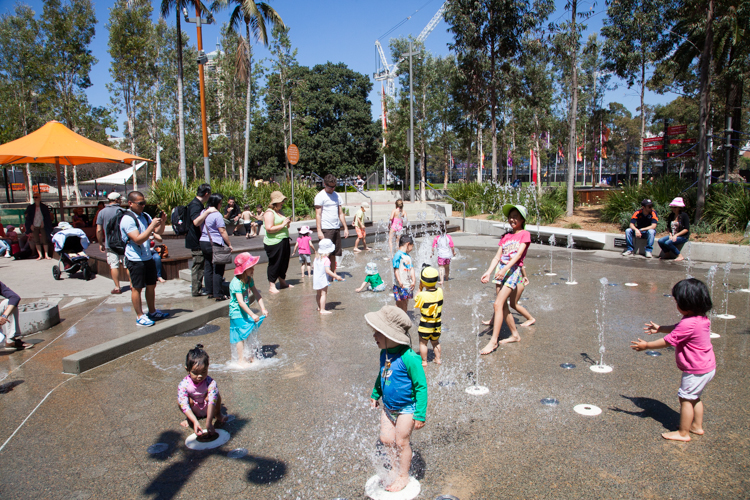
[1,236,749,499]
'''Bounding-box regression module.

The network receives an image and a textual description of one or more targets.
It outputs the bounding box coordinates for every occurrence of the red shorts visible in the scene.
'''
[356,227,366,239]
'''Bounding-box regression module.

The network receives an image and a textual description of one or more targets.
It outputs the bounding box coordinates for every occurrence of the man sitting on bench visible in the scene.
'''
[622,199,658,258]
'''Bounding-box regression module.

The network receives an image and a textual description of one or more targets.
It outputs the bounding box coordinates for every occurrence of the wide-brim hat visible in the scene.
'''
[365,262,378,275]
[269,191,287,206]
[299,225,311,235]
[669,197,685,208]
[502,204,528,220]
[361,201,370,209]
[365,305,412,346]
[234,252,260,275]
[420,266,439,287]
[318,238,335,254]
[107,192,121,200]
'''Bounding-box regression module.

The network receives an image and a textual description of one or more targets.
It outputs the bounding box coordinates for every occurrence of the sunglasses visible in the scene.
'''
[325,184,335,189]
[135,201,146,206]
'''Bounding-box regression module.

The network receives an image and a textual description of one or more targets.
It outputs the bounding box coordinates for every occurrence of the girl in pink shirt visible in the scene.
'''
[632,278,716,442]
[178,344,227,438]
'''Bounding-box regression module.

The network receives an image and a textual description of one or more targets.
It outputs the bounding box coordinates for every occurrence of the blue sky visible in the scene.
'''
[6,0,678,135]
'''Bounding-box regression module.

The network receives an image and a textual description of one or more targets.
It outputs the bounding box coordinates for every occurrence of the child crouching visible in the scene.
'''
[355,262,386,292]
[178,344,226,438]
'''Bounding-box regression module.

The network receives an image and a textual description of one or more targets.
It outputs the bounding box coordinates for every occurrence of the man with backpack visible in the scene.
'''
[179,183,215,297]
[120,191,168,327]
[96,192,129,294]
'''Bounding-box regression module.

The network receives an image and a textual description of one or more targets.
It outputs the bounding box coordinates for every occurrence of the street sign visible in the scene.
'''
[667,151,696,158]
[669,138,696,145]
[667,124,687,135]
[287,144,299,165]
[643,144,663,151]
[643,136,663,143]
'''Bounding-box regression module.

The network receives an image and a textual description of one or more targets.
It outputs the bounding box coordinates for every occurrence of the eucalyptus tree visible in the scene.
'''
[212,0,284,190]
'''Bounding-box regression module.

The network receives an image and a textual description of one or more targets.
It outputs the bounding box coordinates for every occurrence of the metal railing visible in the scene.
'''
[310,172,373,225]
[419,179,465,231]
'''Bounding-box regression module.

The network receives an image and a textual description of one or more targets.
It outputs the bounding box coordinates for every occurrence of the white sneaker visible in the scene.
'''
[645,251,653,258]
[622,250,633,256]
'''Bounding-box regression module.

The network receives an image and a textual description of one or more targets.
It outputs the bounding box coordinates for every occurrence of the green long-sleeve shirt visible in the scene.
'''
[371,345,428,421]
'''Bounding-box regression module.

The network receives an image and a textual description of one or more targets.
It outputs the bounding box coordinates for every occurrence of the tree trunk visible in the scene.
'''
[132,161,137,192]
[695,0,714,222]
[566,0,578,216]
[490,34,497,182]
[443,121,449,186]
[637,54,645,186]
[420,90,426,200]
[242,25,253,191]
[73,165,81,205]
[64,165,71,201]
[477,121,483,183]
[535,113,542,199]
[176,11,187,186]
[25,164,33,203]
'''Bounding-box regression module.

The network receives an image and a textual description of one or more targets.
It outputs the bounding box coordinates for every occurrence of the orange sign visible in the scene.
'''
[32,184,50,193]
[287,144,299,165]
[11,183,25,191]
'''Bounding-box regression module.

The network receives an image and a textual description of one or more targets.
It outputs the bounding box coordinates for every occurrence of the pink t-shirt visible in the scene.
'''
[663,315,715,374]
[498,230,531,266]
[297,234,312,254]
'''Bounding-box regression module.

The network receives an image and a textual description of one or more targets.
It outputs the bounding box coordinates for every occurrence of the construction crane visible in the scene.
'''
[374,1,447,98]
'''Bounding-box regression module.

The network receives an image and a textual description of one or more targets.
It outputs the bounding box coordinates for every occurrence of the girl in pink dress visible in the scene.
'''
[632,278,716,442]
[178,344,227,437]
[388,199,406,254]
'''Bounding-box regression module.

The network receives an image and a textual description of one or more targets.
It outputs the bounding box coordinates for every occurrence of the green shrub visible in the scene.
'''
[703,184,750,232]
[601,176,692,222]
[564,222,582,229]
[690,219,715,235]
[148,178,193,222]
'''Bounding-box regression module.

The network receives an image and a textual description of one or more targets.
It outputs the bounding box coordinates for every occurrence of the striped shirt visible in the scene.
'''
[414,288,444,334]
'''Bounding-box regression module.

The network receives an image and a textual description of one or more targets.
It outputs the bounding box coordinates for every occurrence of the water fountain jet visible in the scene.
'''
[590,278,612,373]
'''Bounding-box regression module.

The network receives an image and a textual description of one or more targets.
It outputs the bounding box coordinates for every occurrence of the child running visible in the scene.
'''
[631,278,716,442]
[241,205,253,238]
[178,344,227,438]
[482,264,535,328]
[414,266,443,368]
[479,204,531,354]
[313,238,343,314]
[355,262,386,292]
[392,235,415,312]
[431,229,455,286]
[292,226,314,278]
[367,305,427,493]
[229,252,268,366]
[353,201,369,252]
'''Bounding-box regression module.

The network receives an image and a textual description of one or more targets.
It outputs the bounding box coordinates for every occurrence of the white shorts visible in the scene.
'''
[678,369,715,400]
[106,250,125,269]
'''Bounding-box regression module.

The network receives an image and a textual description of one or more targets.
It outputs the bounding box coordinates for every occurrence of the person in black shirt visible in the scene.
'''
[623,199,659,258]
[658,197,691,261]
[225,197,241,235]
[185,184,215,296]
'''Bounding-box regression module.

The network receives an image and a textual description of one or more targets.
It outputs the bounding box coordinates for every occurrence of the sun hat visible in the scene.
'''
[57,221,72,230]
[298,225,311,235]
[669,197,685,208]
[641,198,654,207]
[361,201,370,209]
[269,191,287,206]
[318,238,335,255]
[107,192,121,201]
[365,262,378,275]
[502,204,528,220]
[234,252,260,275]
[365,305,412,346]
[420,266,439,287]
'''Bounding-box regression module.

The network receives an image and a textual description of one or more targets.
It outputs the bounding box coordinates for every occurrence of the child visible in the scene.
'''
[431,229,455,285]
[388,200,406,254]
[367,305,427,493]
[479,204,531,354]
[355,262,386,292]
[510,265,535,326]
[313,238,343,314]
[178,344,227,438]
[249,204,264,237]
[414,266,443,367]
[392,235,415,312]
[241,205,254,238]
[292,226,314,278]
[229,252,268,366]
[631,278,716,442]
[353,201,369,252]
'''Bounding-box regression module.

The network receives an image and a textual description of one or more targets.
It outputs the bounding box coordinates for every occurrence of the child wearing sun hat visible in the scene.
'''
[355,262,386,292]
[228,252,267,366]
[367,305,427,493]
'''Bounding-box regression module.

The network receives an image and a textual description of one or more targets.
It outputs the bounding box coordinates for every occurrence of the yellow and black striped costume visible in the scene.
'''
[414,288,443,340]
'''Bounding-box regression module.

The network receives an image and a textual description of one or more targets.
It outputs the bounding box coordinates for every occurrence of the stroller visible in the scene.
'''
[51,223,93,281]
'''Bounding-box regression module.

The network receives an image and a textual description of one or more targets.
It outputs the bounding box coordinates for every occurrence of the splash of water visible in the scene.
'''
[721,261,732,316]
[685,242,693,278]
[566,234,576,284]
[547,234,556,274]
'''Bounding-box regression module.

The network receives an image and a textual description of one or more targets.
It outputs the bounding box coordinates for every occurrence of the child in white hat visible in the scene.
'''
[313,238,343,314]
[355,262,386,292]
[367,305,427,493]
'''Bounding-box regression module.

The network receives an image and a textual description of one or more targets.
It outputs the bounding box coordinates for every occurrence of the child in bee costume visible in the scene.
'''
[414,266,443,368]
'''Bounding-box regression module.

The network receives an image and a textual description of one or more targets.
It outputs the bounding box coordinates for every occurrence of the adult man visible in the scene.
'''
[225,196,241,235]
[121,191,168,326]
[185,184,214,296]
[623,198,659,258]
[96,192,129,294]
[314,174,349,273]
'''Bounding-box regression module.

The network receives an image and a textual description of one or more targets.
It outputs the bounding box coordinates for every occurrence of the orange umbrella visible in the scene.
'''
[0,121,151,219]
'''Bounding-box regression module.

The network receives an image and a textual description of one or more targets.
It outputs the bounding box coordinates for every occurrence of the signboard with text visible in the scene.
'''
[667,151,696,158]
[287,144,299,165]
[667,124,687,135]
[669,138,696,145]
[643,137,663,143]
[643,144,663,151]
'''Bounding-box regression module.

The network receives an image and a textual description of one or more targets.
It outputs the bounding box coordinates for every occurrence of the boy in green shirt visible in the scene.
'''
[355,262,386,292]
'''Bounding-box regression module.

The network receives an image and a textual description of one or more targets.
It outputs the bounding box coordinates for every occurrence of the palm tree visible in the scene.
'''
[160,0,191,186]
[213,0,284,190]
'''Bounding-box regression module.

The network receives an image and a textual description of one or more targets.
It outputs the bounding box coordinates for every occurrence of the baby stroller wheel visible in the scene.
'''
[52,265,62,281]
[83,264,92,281]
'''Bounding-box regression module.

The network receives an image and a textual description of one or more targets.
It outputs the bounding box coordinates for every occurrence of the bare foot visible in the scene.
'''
[689,426,704,435]
[157,277,166,283]
[353,249,361,253]
[481,319,492,326]
[674,255,685,262]
[435,358,442,365]
[36,256,42,261]
[386,476,410,492]
[45,255,52,260]
[499,335,520,344]
[480,341,498,355]
[319,310,332,315]
[215,413,228,426]
[269,285,280,294]
[180,420,189,428]
[278,282,294,289]
[520,318,536,327]
[662,430,690,442]
[422,361,428,369]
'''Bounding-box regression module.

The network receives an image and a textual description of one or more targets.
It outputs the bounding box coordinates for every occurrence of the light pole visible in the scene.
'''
[183,6,214,183]
[404,41,420,202]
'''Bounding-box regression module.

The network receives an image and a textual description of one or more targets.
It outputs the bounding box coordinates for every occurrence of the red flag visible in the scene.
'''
[530,149,537,183]
[576,146,583,162]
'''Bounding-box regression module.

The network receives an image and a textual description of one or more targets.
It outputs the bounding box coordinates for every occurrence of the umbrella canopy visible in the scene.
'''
[80,162,145,184]
[0,121,150,165]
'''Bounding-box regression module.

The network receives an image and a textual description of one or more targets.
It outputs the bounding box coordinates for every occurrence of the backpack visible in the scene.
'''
[106,209,140,256]
[171,205,189,235]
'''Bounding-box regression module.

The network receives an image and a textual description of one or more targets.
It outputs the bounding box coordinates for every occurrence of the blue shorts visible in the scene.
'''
[383,402,416,424]
[393,285,413,301]
[369,283,386,292]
